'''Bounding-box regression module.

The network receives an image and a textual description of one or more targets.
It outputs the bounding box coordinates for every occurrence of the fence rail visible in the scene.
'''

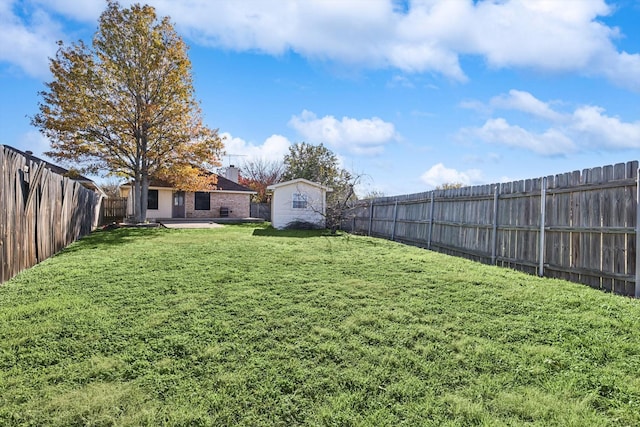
[342,161,640,297]
[1,145,101,284]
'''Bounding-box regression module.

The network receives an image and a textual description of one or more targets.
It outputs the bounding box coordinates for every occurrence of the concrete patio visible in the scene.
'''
[158,218,265,229]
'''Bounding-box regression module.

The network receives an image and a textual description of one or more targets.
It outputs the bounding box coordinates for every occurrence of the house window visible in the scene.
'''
[292,193,307,209]
[147,189,158,210]
[194,192,210,210]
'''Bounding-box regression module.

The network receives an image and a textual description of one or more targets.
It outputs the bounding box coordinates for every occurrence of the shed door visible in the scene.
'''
[172,191,185,218]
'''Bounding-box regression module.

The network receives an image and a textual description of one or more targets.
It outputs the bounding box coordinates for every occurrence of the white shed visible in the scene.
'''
[267,178,333,229]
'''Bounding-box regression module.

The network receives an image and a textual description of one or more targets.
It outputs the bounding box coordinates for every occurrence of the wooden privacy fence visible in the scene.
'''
[100,197,127,224]
[1,145,101,284]
[250,202,271,221]
[342,161,640,297]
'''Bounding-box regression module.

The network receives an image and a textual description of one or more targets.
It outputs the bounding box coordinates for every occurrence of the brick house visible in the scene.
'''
[120,167,256,221]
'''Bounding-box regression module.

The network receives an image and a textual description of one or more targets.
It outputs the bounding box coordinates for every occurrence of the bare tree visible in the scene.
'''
[239,159,285,203]
[100,177,124,198]
[287,171,362,234]
[361,190,385,200]
[325,171,362,233]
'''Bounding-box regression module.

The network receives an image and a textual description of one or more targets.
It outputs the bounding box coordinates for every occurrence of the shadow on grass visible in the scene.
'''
[56,227,166,255]
[252,226,343,238]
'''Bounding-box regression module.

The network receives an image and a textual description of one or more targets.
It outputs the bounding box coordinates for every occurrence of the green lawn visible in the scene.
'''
[1,224,640,426]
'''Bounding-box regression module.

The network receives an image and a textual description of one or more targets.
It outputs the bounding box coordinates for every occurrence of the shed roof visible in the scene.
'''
[267,178,333,192]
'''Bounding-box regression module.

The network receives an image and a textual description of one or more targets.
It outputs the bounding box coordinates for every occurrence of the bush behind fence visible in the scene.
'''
[343,161,640,297]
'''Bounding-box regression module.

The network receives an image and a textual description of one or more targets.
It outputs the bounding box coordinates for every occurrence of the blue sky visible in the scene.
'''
[2,0,640,196]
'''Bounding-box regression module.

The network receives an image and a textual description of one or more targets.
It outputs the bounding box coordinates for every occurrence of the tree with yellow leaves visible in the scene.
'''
[32,1,223,222]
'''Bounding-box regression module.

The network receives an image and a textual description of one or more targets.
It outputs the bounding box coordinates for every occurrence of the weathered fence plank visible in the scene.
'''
[0,148,4,283]
[102,197,128,223]
[1,145,100,284]
[249,202,271,221]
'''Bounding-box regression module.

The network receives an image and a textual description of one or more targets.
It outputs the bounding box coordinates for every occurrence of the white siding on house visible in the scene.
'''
[149,188,173,219]
[126,187,172,219]
[270,181,327,229]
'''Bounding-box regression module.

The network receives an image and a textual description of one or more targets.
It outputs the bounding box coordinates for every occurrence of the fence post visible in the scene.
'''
[539,177,547,277]
[368,199,374,236]
[636,169,640,298]
[391,200,398,241]
[427,192,435,249]
[491,184,499,265]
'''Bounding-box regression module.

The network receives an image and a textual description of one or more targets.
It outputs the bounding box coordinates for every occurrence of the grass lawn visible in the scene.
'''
[1,224,640,426]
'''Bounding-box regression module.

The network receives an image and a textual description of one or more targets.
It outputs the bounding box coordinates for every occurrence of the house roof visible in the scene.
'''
[267,178,333,192]
[2,144,104,195]
[214,174,255,192]
[122,173,255,193]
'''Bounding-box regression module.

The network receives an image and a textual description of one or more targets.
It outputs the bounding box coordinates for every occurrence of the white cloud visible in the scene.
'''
[388,74,415,88]
[31,0,103,22]
[147,0,638,89]
[571,106,640,149]
[473,118,576,156]
[220,132,291,164]
[468,0,614,71]
[598,51,640,92]
[420,163,483,188]
[156,0,471,79]
[288,110,398,155]
[459,99,491,114]
[490,90,565,122]
[0,2,61,77]
[3,0,640,89]
[463,90,640,155]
